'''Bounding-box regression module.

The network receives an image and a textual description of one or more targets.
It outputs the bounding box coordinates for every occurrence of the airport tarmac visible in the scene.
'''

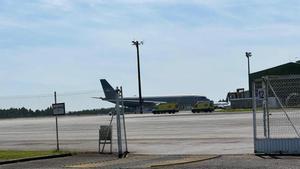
[2,154,300,169]
[0,111,254,154]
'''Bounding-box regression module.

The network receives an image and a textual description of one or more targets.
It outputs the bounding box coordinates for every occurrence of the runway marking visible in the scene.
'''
[66,163,98,168]
[65,155,220,168]
[65,155,157,168]
[150,155,220,168]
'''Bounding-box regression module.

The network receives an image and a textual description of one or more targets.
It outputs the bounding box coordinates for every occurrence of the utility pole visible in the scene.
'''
[132,40,143,114]
[246,52,252,96]
[54,91,59,151]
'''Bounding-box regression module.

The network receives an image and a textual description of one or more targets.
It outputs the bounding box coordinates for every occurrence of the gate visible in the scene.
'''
[252,75,300,154]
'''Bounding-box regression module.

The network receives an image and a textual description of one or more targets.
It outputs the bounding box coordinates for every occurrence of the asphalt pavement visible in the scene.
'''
[0,111,254,154]
[1,153,300,169]
[0,112,299,168]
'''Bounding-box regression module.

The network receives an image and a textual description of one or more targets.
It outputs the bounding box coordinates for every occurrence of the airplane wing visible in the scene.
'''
[91,97,103,99]
[122,99,166,106]
[115,99,166,107]
[94,97,166,107]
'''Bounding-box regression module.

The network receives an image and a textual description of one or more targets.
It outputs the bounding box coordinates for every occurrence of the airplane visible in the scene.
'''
[96,79,211,110]
[214,101,231,109]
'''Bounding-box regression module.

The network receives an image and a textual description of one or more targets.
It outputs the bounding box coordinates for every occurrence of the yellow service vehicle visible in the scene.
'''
[191,100,214,113]
[152,103,179,114]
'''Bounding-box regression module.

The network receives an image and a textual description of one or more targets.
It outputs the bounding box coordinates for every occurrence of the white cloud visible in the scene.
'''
[39,0,73,11]
[1,0,300,110]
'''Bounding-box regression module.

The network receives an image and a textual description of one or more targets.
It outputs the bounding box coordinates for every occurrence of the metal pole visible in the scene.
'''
[265,77,270,138]
[247,56,250,81]
[115,87,123,158]
[262,80,267,137]
[54,92,59,151]
[120,87,128,153]
[246,52,252,95]
[252,81,257,153]
[132,41,143,114]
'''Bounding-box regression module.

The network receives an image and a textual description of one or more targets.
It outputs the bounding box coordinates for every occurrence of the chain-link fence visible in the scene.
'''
[253,75,300,154]
[0,90,122,152]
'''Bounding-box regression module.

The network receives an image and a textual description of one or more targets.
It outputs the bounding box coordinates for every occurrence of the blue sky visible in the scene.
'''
[1,0,300,110]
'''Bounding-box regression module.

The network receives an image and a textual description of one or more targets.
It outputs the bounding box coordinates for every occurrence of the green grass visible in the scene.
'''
[0,150,67,160]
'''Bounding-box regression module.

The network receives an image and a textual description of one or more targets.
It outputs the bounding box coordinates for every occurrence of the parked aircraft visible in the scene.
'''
[96,79,210,110]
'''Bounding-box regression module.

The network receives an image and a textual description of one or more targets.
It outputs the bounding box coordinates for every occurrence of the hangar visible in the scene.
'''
[251,61,300,154]
[229,61,300,109]
[249,60,300,95]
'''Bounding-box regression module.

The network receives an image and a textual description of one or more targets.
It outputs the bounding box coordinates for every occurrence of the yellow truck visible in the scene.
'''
[152,103,179,114]
[191,100,214,113]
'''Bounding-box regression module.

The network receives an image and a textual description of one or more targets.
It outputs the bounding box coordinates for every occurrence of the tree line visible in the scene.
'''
[0,107,115,119]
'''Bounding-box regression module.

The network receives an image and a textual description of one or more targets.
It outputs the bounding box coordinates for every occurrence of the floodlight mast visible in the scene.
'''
[132,40,143,114]
[246,52,252,93]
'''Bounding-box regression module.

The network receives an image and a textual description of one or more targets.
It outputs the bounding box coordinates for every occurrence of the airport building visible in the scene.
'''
[228,61,300,109]
[249,60,300,94]
[226,88,251,109]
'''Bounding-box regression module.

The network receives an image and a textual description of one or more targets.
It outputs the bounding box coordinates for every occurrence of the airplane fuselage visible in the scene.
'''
[99,79,211,111]
[103,95,209,109]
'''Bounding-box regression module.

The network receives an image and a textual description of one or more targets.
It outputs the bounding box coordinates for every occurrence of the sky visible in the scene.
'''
[0,0,300,111]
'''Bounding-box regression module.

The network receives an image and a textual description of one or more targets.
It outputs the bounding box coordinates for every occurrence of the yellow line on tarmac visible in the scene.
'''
[66,162,99,168]
[151,155,221,168]
[66,155,221,168]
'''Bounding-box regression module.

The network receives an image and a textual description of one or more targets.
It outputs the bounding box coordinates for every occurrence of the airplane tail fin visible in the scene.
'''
[100,79,116,99]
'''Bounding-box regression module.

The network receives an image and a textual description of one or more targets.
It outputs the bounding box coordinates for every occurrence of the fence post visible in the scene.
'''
[115,87,123,158]
[265,77,270,138]
[262,78,267,137]
[252,81,257,153]
[120,87,128,153]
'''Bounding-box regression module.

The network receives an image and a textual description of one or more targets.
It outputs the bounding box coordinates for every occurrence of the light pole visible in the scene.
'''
[246,52,252,95]
[132,40,143,114]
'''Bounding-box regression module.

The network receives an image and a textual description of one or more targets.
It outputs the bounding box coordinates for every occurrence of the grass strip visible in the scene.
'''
[0,150,68,160]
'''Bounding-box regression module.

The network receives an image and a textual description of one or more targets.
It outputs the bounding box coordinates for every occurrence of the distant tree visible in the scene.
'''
[0,107,116,119]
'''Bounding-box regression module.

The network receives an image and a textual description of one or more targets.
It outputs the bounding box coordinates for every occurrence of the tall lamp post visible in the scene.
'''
[132,40,143,114]
[245,52,252,95]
